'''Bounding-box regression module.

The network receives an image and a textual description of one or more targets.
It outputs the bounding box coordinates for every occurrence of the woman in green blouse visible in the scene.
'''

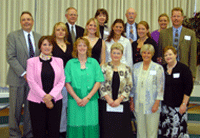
[65,37,104,138]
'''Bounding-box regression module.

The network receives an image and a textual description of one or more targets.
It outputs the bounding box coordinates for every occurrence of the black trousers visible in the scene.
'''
[29,99,62,138]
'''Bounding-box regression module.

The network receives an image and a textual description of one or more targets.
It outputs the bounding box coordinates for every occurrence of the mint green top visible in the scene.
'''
[65,57,104,100]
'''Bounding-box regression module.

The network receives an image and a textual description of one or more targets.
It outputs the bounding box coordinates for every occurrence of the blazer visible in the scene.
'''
[130,61,165,114]
[65,23,84,45]
[6,29,41,86]
[27,57,65,103]
[100,62,133,102]
[124,22,139,41]
[158,26,197,77]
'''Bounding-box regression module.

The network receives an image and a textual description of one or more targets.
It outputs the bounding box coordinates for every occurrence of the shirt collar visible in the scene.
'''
[23,30,33,36]
[172,25,182,32]
[73,57,92,63]
[127,22,136,27]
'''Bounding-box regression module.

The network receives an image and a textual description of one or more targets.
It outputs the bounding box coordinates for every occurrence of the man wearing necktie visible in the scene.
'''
[6,11,41,138]
[124,8,138,43]
[65,7,84,46]
[158,7,197,78]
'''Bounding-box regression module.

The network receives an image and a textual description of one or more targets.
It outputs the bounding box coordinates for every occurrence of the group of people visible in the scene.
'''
[6,6,197,138]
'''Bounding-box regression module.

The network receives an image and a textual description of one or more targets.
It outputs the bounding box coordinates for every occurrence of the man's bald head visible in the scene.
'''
[126,8,137,24]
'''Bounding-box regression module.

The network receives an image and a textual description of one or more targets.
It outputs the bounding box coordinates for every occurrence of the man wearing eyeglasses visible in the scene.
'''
[65,7,84,46]
[125,8,138,43]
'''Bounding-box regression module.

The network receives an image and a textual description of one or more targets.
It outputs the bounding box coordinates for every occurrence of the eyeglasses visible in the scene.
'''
[68,14,78,17]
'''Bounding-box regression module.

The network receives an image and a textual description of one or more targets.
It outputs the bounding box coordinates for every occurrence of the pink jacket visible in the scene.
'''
[27,57,65,103]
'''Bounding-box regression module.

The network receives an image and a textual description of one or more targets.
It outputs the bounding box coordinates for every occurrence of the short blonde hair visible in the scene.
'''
[52,22,70,45]
[110,43,124,54]
[83,18,100,37]
[140,44,155,56]
[72,37,92,58]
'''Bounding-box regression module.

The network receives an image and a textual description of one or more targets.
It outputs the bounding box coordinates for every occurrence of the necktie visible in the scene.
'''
[28,34,34,58]
[173,29,179,61]
[130,25,134,40]
[71,26,76,44]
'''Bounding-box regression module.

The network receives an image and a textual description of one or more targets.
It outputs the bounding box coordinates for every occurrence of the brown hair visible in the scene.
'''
[158,13,169,22]
[83,18,100,37]
[20,11,33,21]
[38,36,54,50]
[95,8,109,23]
[163,46,177,55]
[52,22,70,45]
[106,19,125,42]
[72,37,92,58]
[138,21,151,38]
[171,7,184,16]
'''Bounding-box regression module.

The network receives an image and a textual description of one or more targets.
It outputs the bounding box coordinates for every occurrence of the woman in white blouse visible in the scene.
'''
[130,44,164,138]
[105,19,133,69]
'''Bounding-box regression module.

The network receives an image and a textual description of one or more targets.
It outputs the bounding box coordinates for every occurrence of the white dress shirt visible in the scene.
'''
[23,30,36,52]
[67,22,77,36]
[126,23,137,42]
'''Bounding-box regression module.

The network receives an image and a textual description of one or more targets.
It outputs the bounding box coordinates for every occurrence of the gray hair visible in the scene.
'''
[140,44,155,56]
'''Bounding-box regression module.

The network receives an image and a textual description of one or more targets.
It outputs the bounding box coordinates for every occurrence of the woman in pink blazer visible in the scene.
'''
[26,36,65,138]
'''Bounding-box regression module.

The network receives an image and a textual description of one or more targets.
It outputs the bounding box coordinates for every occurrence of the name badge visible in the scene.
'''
[104,31,109,35]
[106,103,123,113]
[173,73,180,78]
[150,70,156,75]
[184,35,191,40]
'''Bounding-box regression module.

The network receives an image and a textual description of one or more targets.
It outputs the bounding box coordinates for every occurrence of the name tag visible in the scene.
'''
[104,31,109,35]
[184,35,191,40]
[173,73,180,78]
[150,70,156,75]
[106,103,123,113]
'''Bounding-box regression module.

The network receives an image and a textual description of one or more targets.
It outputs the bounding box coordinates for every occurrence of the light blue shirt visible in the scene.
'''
[126,23,137,42]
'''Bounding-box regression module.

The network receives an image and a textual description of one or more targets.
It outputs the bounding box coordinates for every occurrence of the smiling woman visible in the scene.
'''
[132,21,158,64]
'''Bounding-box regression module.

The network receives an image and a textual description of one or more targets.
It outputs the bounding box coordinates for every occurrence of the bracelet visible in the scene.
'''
[87,97,90,101]
[182,102,186,105]
[120,95,124,99]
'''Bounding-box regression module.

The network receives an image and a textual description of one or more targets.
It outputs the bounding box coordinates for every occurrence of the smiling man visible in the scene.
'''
[125,8,138,43]
[6,11,41,138]
[158,7,197,77]
[65,7,84,46]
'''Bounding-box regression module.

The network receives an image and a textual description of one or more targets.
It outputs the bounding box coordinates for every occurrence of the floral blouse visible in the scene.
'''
[100,62,133,102]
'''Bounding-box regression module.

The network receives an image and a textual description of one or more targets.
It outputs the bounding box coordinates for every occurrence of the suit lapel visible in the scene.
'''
[33,32,40,56]
[168,28,173,45]
[179,27,185,45]
[75,25,80,39]
[18,29,29,57]
[66,23,72,44]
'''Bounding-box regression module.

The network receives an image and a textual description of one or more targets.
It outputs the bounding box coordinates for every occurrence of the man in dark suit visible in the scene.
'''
[6,11,41,138]
[124,8,138,43]
[158,7,197,77]
[65,7,84,46]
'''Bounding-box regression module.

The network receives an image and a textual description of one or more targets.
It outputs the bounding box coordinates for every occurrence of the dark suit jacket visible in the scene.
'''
[65,23,84,45]
[124,23,139,41]
[6,29,41,86]
[158,26,197,77]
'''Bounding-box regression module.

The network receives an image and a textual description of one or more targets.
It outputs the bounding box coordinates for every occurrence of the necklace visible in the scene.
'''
[88,37,96,42]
